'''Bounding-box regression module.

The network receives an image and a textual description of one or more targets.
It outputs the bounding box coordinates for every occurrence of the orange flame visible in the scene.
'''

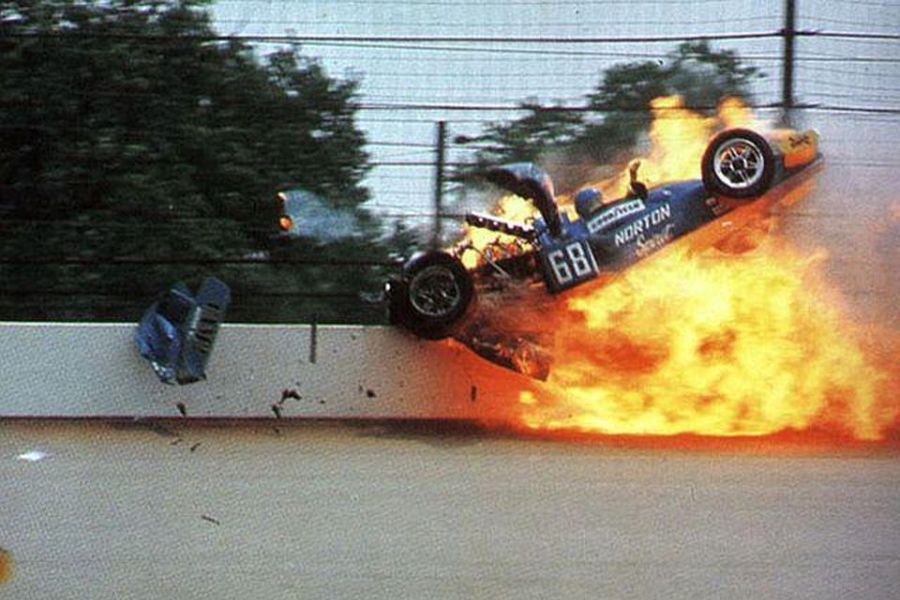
[595,95,765,199]
[718,95,760,129]
[458,96,765,265]
[459,194,535,269]
[600,95,714,198]
[518,244,898,440]
[459,95,897,440]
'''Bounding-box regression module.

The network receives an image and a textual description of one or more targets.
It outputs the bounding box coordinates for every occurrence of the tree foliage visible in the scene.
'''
[0,0,388,322]
[0,5,768,324]
[457,42,764,192]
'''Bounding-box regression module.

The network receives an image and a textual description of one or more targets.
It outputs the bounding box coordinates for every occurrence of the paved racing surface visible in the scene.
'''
[1,421,898,599]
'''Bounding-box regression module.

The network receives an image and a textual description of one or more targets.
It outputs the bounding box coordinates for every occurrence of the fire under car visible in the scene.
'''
[386,127,823,379]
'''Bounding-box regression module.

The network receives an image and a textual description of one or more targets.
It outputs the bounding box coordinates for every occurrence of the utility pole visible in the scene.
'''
[782,0,796,126]
[432,120,446,249]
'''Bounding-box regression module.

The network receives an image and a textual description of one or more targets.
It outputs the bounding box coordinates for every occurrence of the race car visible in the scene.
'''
[386,127,821,376]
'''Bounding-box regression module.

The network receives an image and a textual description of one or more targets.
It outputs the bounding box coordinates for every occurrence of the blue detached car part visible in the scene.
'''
[386,127,821,378]
[135,277,231,384]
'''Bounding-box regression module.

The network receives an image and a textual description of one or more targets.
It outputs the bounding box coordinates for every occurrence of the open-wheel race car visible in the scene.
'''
[386,127,821,376]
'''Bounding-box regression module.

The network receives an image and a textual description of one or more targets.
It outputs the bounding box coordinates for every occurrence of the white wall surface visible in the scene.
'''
[0,323,532,420]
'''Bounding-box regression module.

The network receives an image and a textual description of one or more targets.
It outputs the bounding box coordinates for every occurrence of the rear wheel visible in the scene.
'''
[702,128,776,199]
[390,251,474,340]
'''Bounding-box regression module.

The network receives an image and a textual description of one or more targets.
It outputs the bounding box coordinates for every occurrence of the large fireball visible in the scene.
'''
[519,243,897,440]
[459,96,898,441]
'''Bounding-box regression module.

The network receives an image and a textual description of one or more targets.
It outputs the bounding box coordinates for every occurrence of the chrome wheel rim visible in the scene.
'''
[713,138,765,190]
[409,265,461,318]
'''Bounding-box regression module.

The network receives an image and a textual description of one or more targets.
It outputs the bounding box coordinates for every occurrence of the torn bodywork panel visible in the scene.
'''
[135,277,230,384]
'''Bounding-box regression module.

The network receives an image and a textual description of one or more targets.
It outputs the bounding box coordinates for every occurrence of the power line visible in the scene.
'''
[4,33,898,63]
[212,0,789,6]
[6,76,898,112]
[802,16,900,30]
[798,64,900,78]
[358,102,900,114]
[369,140,434,148]
[798,30,900,41]
[2,104,896,136]
[802,91,900,103]
[822,0,900,6]
[298,42,710,59]
[241,46,900,63]
[10,28,900,44]
[806,105,900,115]
[213,15,777,29]
[5,30,783,44]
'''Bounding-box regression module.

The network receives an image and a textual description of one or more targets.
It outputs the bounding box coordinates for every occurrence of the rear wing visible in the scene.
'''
[464,212,535,240]
[767,129,820,170]
[483,163,562,236]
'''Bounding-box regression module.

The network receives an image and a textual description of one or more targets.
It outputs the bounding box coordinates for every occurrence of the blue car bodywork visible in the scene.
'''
[388,127,822,378]
[135,277,230,385]
[488,132,819,294]
[533,180,712,293]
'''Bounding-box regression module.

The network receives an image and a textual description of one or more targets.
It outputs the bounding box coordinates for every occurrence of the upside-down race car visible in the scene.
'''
[386,128,821,378]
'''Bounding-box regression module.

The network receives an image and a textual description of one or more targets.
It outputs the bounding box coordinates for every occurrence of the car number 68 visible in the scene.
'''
[547,241,598,286]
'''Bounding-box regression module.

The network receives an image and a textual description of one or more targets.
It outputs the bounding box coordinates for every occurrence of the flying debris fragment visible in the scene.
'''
[135,277,231,385]
[0,547,13,585]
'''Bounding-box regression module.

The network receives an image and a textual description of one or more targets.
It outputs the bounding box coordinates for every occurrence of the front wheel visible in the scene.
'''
[390,251,474,340]
[702,128,776,199]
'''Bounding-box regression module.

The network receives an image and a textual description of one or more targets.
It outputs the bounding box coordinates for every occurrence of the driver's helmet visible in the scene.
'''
[574,187,602,219]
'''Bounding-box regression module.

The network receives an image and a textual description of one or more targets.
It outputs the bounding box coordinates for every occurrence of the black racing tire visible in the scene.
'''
[390,251,475,340]
[702,128,776,199]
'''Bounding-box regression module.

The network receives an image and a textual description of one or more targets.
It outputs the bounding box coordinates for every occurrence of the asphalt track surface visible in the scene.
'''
[1,421,898,599]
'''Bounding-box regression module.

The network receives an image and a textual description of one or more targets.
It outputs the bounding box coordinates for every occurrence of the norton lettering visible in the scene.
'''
[586,200,645,234]
[634,224,675,257]
[614,203,672,246]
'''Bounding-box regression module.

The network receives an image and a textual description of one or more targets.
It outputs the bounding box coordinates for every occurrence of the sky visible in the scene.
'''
[209,0,900,229]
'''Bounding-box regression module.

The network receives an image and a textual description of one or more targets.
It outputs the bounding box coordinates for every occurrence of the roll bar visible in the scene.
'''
[483,163,562,236]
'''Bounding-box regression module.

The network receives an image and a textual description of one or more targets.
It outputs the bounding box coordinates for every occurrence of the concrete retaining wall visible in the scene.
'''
[0,322,531,420]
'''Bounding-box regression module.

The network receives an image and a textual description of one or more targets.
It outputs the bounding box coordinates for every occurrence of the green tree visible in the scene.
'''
[0,0,386,322]
[457,41,764,194]
[454,100,585,167]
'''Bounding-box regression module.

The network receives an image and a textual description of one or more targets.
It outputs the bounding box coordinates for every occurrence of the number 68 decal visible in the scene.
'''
[547,240,599,287]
